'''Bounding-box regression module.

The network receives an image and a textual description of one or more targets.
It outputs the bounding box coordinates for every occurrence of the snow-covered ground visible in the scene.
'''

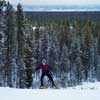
[0,82,100,100]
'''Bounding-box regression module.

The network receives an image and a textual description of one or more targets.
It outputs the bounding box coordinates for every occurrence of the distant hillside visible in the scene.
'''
[25,11,100,24]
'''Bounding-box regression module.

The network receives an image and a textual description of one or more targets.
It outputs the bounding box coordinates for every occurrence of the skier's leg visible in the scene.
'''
[47,72,55,86]
[40,73,45,87]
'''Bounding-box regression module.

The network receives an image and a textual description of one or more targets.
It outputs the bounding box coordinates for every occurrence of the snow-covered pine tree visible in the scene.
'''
[0,0,6,86]
[0,0,6,13]
[97,23,100,81]
[16,3,26,88]
[24,22,34,88]
[5,2,16,87]
[81,20,94,81]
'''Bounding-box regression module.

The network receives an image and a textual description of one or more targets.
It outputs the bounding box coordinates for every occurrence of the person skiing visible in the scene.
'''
[33,59,57,88]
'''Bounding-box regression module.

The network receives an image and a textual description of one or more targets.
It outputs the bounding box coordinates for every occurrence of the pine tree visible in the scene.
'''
[24,22,34,88]
[96,22,100,81]
[0,0,6,13]
[24,44,33,88]
[81,20,94,81]
[34,26,40,64]
[0,0,6,86]
[97,22,100,55]
[16,3,26,88]
[5,2,16,87]
[60,43,69,87]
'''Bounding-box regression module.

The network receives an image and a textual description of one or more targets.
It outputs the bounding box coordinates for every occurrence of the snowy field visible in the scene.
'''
[0,82,100,100]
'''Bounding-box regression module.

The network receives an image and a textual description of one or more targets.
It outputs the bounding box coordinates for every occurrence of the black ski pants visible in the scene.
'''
[41,71,55,86]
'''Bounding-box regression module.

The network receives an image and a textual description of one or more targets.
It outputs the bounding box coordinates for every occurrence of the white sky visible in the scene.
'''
[7,0,100,5]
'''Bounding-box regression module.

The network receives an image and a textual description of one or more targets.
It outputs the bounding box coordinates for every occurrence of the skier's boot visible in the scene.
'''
[40,85,44,89]
[39,85,46,89]
[52,84,58,89]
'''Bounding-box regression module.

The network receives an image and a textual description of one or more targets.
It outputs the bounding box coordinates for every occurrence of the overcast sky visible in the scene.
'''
[7,0,100,5]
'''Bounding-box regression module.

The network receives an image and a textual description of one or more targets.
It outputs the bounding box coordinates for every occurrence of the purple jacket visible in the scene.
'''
[34,64,52,73]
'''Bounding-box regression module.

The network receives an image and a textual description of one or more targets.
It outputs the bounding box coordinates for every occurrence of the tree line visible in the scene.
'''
[0,0,100,88]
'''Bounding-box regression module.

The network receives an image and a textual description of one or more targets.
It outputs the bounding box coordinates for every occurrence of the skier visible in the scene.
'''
[33,59,57,89]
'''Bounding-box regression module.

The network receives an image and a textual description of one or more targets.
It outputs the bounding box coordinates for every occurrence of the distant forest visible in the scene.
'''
[26,11,100,23]
[0,0,100,88]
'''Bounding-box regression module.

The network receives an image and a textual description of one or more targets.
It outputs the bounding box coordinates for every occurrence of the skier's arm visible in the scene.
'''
[33,65,40,73]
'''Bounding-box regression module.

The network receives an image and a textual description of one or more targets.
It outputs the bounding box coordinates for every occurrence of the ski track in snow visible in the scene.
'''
[0,82,100,100]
